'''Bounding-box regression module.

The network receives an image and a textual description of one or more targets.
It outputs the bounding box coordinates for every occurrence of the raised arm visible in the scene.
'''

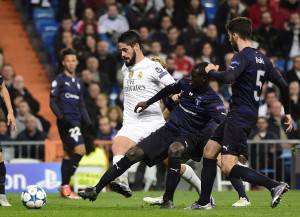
[205,54,246,84]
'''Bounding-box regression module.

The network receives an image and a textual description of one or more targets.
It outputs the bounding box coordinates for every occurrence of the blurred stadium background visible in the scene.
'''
[0,0,300,194]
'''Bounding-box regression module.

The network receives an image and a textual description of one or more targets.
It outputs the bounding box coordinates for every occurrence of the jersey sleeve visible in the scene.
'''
[49,77,63,119]
[208,53,247,84]
[203,94,226,124]
[152,62,175,86]
[147,79,182,105]
[50,77,60,97]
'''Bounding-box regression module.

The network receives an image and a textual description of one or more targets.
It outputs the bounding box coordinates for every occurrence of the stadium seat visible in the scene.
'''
[276,59,286,73]
[35,19,58,35]
[32,7,55,20]
[201,0,218,23]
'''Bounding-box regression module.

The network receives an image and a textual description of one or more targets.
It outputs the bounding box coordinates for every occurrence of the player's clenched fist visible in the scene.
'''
[134,101,149,113]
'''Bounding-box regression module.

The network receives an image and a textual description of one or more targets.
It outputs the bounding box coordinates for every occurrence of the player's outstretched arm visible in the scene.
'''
[134,82,181,113]
[0,83,16,130]
[205,55,246,84]
[268,67,293,132]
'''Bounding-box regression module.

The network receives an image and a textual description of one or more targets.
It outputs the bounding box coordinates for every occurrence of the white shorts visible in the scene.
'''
[115,119,165,144]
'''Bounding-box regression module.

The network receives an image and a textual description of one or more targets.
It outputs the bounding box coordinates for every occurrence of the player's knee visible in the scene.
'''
[203,142,219,159]
[74,145,86,156]
[221,164,232,176]
[168,142,185,158]
[111,142,120,154]
[125,146,144,162]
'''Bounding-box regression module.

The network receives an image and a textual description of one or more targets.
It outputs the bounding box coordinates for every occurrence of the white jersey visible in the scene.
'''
[121,57,175,125]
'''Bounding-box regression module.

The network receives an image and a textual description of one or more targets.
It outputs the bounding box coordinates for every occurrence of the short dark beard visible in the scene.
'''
[125,50,136,67]
[64,66,75,76]
[231,39,239,52]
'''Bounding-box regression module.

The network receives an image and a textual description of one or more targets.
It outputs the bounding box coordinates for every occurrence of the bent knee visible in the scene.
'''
[203,140,220,159]
[168,142,185,158]
[74,145,86,155]
[125,146,144,162]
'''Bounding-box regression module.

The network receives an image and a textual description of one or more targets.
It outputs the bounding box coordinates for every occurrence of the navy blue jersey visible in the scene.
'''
[50,73,90,125]
[166,79,226,136]
[208,47,289,127]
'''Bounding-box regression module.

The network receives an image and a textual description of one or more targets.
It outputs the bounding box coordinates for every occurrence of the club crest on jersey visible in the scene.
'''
[138,71,143,79]
[195,96,202,106]
[129,71,134,79]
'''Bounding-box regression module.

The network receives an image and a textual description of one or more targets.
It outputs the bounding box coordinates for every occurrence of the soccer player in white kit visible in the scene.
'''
[109,30,175,196]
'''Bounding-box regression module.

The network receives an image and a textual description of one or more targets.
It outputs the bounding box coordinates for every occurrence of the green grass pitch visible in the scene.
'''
[2,191,300,217]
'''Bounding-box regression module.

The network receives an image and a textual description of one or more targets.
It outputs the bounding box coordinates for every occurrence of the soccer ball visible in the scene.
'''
[21,185,47,209]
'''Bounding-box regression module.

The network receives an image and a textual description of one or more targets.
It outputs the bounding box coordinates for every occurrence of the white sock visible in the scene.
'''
[181,164,201,195]
[113,155,128,182]
[113,155,124,165]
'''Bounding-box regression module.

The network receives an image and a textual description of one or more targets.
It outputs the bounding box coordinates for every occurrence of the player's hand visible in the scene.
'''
[205,64,219,73]
[134,101,149,113]
[7,112,16,131]
[171,94,181,103]
[283,114,293,133]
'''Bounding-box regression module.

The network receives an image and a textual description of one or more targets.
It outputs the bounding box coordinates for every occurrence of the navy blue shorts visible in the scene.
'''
[211,120,251,157]
[57,120,84,153]
[138,126,207,167]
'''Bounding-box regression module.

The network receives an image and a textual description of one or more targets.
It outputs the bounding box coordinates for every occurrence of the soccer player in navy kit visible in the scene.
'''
[50,48,92,199]
[0,74,16,206]
[190,17,293,210]
[78,63,226,203]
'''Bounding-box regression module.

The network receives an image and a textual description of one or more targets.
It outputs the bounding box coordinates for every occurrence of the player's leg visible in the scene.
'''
[223,154,289,208]
[180,163,201,195]
[160,141,185,208]
[216,154,250,207]
[60,144,86,199]
[0,151,11,206]
[193,139,220,209]
[110,136,136,196]
[78,145,145,201]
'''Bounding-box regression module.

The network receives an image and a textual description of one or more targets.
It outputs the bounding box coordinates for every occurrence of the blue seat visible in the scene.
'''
[41,31,56,48]
[35,19,58,35]
[276,59,286,73]
[202,0,218,23]
[33,8,55,20]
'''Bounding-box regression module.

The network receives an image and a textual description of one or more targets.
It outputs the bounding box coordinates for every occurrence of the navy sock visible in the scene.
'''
[0,162,6,194]
[95,156,135,193]
[163,158,181,202]
[229,177,248,200]
[61,153,82,185]
[198,158,217,205]
[229,165,279,191]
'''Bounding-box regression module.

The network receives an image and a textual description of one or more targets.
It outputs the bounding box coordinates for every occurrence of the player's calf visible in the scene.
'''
[0,160,11,207]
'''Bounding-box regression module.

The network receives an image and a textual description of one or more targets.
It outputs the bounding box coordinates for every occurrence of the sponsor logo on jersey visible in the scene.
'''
[65,93,80,99]
[65,82,70,86]
[195,96,202,106]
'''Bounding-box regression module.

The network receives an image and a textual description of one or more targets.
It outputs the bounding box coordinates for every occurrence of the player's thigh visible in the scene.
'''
[112,136,136,155]
[203,139,221,159]
[221,154,239,175]
[74,144,86,155]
